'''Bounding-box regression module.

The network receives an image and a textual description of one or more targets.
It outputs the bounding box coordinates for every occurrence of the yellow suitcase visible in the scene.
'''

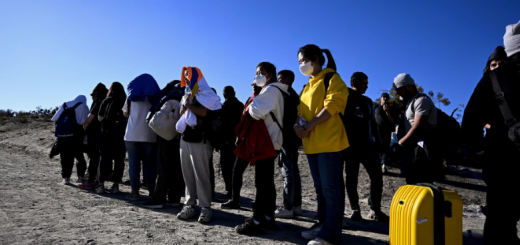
[389,184,463,245]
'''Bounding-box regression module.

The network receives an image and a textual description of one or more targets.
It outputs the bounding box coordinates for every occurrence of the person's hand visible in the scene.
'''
[383,103,390,113]
[180,104,187,116]
[294,124,309,139]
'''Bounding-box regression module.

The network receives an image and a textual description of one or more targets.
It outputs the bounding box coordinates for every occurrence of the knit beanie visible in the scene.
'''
[504,20,520,57]
[393,73,415,89]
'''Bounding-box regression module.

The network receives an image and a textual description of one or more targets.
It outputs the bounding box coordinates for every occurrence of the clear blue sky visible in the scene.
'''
[1,0,519,117]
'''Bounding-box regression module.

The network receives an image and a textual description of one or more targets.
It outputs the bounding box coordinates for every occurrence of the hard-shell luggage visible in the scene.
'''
[389,183,463,245]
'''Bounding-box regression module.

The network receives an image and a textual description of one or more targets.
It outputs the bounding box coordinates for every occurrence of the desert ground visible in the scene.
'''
[0,116,516,244]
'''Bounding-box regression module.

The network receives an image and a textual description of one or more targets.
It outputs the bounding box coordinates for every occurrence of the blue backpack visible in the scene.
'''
[55,102,81,138]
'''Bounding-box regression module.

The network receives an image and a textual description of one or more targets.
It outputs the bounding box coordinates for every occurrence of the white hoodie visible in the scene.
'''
[51,95,89,125]
[248,82,289,151]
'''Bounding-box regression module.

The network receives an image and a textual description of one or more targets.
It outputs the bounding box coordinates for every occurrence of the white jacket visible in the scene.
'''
[248,82,289,151]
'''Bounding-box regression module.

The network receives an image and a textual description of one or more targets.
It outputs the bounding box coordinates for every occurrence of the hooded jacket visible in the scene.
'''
[51,95,90,125]
[483,46,507,74]
[248,82,289,151]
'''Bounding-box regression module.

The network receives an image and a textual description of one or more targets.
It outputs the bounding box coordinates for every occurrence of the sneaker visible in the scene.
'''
[235,218,264,236]
[216,193,231,202]
[382,164,388,174]
[76,176,84,184]
[294,206,303,216]
[96,184,106,194]
[142,200,165,209]
[275,207,294,219]
[62,178,71,185]
[301,223,323,240]
[110,183,120,194]
[367,209,389,223]
[78,182,97,190]
[177,205,195,220]
[126,193,140,201]
[260,217,278,231]
[307,237,333,245]
[221,200,240,209]
[350,210,363,221]
[198,208,212,224]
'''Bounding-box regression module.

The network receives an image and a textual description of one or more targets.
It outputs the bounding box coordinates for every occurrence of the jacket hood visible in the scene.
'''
[484,46,507,73]
[266,82,289,95]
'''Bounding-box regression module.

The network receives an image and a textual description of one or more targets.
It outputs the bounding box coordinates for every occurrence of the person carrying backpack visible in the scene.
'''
[462,20,520,245]
[175,67,222,224]
[79,83,108,190]
[294,45,349,245]
[96,82,127,194]
[51,95,89,185]
[273,70,303,219]
[393,73,439,184]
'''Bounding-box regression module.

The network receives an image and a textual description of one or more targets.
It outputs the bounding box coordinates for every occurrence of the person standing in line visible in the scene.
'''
[274,70,303,219]
[79,83,108,189]
[342,72,388,223]
[374,92,395,173]
[123,73,160,200]
[234,62,288,235]
[51,95,90,185]
[294,44,349,245]
[96,82,128,194]
[176,67,222,224]
[216,86,244,202]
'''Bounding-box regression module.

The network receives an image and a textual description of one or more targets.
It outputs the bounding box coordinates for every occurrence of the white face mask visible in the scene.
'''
[254,74,267,87]
[299,61,314,76]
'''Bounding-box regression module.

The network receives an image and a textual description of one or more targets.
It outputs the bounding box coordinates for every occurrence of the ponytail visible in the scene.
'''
[298,44,337,71]
[321,49,336,71]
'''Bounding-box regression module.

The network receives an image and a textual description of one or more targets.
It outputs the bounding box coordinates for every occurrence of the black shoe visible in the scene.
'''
[216,193,231,202]
[221,200,240,209]
[368,209,389,223]
[235,218,264,236]
[260,217,278,231]
[141,200,165,209]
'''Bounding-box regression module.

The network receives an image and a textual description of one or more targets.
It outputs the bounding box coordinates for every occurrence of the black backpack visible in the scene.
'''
[270,86,302,154]
[55,102,81,138]
[203,109,224,151]
[101,98,127,136]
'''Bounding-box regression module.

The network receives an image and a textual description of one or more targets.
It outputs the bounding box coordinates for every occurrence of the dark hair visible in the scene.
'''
[351,72,368,84]
[257,62,277,83]
[108,82,127,101]
[211,87,217,95]
[277,70,295,85]
[297,44,337,71]
[223,86,236,97]
[381,92,390,99]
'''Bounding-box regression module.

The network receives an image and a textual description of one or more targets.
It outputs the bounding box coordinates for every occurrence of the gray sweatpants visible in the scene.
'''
[180,139,214,208]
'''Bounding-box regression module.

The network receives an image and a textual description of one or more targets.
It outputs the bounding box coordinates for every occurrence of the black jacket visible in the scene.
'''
[221,97,244,146]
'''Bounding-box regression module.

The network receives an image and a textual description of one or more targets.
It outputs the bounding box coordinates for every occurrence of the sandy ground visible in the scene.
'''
[0,117,516,244]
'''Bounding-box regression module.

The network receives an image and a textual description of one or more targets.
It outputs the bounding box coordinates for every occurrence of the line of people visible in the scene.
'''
[50,19,520,245]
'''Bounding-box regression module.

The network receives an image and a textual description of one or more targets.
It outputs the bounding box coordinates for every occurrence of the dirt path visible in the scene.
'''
[0,118,512,244]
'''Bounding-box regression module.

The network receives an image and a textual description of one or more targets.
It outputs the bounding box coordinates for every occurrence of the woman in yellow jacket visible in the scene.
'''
[294,44,349,245]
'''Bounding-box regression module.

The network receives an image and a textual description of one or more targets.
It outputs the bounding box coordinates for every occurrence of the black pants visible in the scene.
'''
[85,133,100,183]
[231,156,249,203]
[402,143,436,184]
[153,136,185,203]
[57,135,86,179]
[343,144,383,211]
[210,154,215,196]
[252,156,277,221]
[98,137,126,183]
[219,146,236,195]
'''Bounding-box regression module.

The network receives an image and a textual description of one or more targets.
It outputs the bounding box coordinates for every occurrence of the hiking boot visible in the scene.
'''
[177,205,195,220]
[350,210,363,221]
[368,209,389,223]
[382,164,388,174]
[126,193,140,201]
[293,206,303,216]
[96,184,106,194]
[216,193,231,202]
[78,182,97,190]
[275,207,294,219]
[221,200,240,209]
[198,208,212,224]
[301,222,323,240]
[142,200,165,209]
[110,183,120,194]
[235,218,264,236]
[307,237,333,245]
[76,176,84,184]
[62,178,71,185]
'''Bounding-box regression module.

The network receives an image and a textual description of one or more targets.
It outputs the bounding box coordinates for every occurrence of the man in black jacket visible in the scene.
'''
[462,21,520,245]
[216,86,244,201]
[374,92,396,173]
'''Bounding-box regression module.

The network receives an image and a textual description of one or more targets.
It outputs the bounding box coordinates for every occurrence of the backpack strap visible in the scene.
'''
[323,72,336,93]
[269,86,285,132]
[489,70,518,127]
[410,93,430,113]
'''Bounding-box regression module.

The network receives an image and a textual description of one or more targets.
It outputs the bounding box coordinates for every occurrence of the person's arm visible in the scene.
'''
[185,103,208,117]
[399,114,428,146]
[122,99,129,118]
[83,114,95,130]
[302,108,331,131]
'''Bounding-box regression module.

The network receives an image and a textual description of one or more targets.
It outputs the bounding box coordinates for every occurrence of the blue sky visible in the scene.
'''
[1,1,519,118]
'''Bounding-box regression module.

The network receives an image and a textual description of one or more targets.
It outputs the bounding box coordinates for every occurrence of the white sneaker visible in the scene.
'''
[198,208,212,224]
[382,164,388,174]
[96,183,106,194]
[307,237,332,245]
[294,206,303,216]
[110,183,120,194]
[62,178,71,185]
[177,205,195,220]
[302,223,323,240]
[275,207,294,218]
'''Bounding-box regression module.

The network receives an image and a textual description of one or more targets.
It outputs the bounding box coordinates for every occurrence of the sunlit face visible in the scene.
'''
[490,59,504,71]
[298,52,310,65]
[184,70,190,86]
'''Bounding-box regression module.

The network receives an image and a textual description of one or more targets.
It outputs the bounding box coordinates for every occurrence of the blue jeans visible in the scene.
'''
[307,152,344,245]
[282,149,302,210]
[125,141,157,193]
